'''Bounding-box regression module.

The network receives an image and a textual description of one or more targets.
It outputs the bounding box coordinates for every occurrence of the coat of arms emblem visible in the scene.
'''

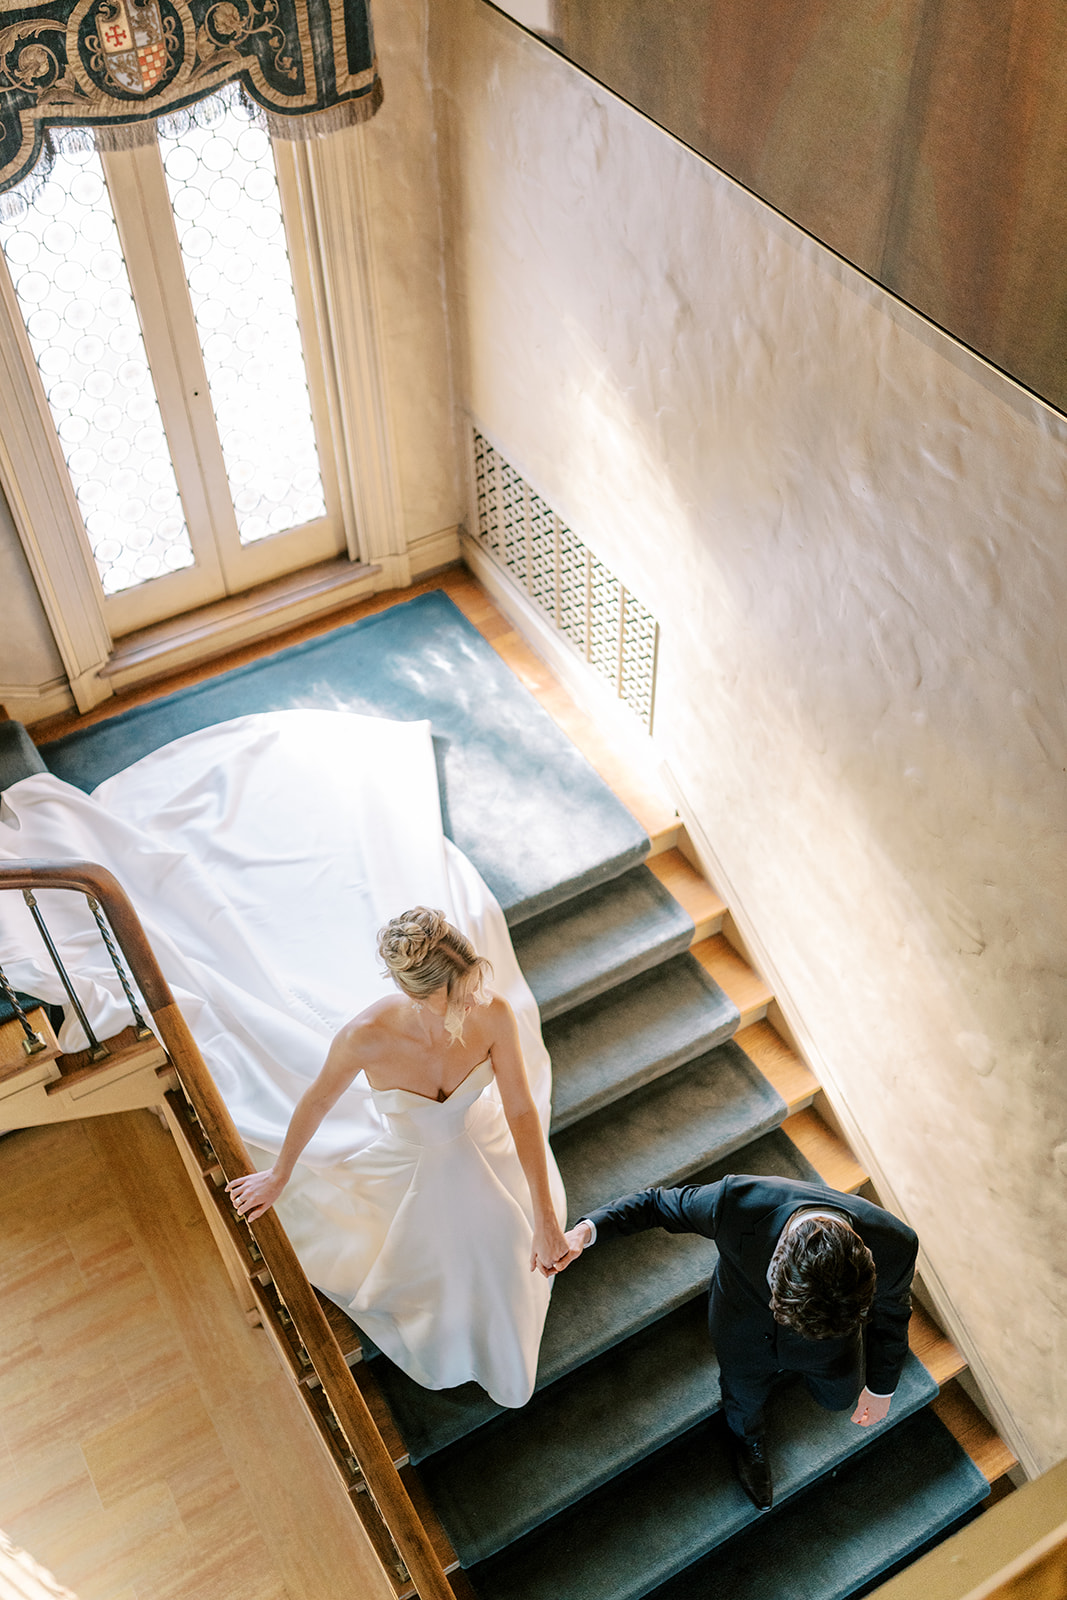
[94,0,170,94]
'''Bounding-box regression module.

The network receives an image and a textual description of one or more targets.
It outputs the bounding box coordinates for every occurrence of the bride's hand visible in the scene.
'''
[531,1215,570,1278]
[226,1168,286,1222]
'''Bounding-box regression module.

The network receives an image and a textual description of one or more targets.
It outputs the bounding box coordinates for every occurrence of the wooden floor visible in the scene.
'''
[0,1112,394,1600]
[6,563,1013,1594]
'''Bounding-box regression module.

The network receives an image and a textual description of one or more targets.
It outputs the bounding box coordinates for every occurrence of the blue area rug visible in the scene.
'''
[40,591,649,923]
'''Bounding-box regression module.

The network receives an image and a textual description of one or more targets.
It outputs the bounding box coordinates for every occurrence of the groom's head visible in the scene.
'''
[769,1217,877,1340]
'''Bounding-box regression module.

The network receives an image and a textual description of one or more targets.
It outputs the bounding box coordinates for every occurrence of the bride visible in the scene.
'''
[227,905,569,1405]
[0,709,568,1410]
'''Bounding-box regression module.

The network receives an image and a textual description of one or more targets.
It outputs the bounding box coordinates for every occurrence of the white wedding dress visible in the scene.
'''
[0,710,566,1409]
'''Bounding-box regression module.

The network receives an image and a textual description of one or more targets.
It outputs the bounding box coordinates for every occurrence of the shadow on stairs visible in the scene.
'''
[357,829,996,1600]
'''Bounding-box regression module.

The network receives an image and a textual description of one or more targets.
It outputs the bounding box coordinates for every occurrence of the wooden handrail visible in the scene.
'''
[0,860,454,1600]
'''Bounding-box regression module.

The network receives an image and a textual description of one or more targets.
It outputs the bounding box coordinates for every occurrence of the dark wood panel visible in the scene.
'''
[496,0,1067,415]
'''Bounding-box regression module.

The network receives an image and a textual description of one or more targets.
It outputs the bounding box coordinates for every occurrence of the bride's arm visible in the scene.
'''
[487,998,569,1277]
[226,1027,362,1222]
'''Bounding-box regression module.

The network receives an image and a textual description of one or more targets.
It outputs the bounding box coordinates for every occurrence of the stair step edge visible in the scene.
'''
[734,1020,818,1114]
[783,1107,868,1193]
[469,1356,940,1600]
[646,1407,990,1600]
[534,928,696,1019]
[549,995,741,1132]
[692,935,774,1026]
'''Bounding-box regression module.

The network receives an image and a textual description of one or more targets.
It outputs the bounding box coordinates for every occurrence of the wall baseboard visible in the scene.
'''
[409,524,462,578]
[0,678,74,726]
[661,757,1039,1481]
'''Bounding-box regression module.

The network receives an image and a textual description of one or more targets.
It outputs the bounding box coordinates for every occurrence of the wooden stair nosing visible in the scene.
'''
[734,1019,818,1114]
[908,1301,966,1389]
[931,1380,1019,1485]
[691,934,773,1026]
[646,849,726,939]
[783,1107,868,1193]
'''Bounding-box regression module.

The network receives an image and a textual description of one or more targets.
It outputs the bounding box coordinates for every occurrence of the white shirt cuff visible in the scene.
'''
[578,1217,597,1246]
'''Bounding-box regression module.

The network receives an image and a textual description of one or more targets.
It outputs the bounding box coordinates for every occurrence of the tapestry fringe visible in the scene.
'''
[266,79,383,142]
[93,122,160,153]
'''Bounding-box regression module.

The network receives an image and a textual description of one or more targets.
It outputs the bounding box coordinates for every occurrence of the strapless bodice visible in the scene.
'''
[369,1058,495,1146]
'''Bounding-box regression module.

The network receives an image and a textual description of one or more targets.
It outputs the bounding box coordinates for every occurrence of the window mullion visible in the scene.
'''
[272,138,353,562]
[100,139,236,632]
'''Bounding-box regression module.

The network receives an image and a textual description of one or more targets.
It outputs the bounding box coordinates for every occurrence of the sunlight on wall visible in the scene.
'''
[438,0,1067,1473]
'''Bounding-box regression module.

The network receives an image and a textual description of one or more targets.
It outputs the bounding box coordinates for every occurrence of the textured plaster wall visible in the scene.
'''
[432,0,1067,1471]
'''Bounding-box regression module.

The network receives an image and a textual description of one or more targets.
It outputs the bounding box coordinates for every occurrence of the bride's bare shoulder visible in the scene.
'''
[473,991,514,1038]
[334,995,407,1048]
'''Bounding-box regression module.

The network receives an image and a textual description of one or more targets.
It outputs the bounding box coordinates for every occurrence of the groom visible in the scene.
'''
[555,1174,918,1510]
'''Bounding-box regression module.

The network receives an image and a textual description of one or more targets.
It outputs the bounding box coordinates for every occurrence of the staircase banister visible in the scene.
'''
[0,860,454,1600]
[0,858,174,1010]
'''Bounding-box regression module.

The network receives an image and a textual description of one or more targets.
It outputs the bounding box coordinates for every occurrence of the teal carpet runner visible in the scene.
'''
[39,590,647,924]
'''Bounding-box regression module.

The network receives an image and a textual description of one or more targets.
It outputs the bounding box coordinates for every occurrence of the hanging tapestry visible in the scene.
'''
[0,0,382,193]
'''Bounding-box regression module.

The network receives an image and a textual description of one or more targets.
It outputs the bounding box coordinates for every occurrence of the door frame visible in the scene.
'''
[0,121,408,712]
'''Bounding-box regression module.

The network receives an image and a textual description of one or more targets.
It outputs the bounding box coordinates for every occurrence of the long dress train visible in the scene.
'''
[0,710,566,1407]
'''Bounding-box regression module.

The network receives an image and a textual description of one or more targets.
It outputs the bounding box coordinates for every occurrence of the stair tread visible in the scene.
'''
[693,935,774,1024]
[553,1040,787,1223]
[908,1301,965,1387]
[932,1380,1018,1482]
[423,1297,717,1565]
[646,850,726,936]
[469,1355,941,1600]
[47,1025,168,1093]
[371,1130,822,1464]
[512,865,694,1020]
[784,1108,868,1193]
[647,1407,989,1600]
[734,1020,818,1113]
[547,953,739,1132]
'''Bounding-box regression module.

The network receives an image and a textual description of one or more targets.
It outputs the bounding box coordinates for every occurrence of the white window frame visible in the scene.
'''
[0,122,407,710]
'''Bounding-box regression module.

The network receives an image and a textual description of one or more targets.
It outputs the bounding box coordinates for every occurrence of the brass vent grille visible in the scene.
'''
[471,430,659,730]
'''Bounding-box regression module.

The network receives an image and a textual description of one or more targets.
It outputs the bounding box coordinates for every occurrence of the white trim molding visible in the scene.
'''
[0,677,75,725]
[408,525,462,578]
[300,127,409,588]
[0,259,113,713]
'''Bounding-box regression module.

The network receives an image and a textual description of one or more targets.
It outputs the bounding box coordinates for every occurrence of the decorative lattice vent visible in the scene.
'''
[471,431,659,730]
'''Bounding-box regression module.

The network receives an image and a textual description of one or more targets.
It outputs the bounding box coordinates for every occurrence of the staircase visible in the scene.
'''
[1,574,1017,1599]
[341,814,997,1600]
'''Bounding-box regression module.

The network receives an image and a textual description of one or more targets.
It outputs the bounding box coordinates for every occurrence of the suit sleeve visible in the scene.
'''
[864,1220,919,1394]
[584,1179,732,1242]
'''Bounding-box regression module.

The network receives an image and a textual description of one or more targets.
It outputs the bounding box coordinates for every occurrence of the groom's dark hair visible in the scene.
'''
[769,1217,877,1340]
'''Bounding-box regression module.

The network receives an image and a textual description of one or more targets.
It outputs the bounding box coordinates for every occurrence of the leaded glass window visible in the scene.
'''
[0,144,194,596]
[0,96,341,629]
[159,96,327,546]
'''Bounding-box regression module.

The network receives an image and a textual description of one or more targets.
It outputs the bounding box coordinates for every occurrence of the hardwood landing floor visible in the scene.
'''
[0,1112,394,1600]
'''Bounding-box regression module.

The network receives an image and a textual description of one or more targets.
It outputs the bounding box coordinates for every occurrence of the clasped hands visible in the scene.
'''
[533,1219,593,1278]
[531,1218,593,1278]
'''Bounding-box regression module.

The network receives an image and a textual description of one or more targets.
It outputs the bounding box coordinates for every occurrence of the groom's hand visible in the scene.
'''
[551,1220,594,1275]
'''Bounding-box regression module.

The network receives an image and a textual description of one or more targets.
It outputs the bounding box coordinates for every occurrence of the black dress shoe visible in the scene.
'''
[732,1433,773,1510]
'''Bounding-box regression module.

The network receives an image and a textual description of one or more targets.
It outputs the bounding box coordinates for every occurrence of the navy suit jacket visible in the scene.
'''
[587,1175,918,1394]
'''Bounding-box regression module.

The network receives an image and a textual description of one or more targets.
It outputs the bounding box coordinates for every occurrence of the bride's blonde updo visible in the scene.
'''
[377,907,492,1042]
